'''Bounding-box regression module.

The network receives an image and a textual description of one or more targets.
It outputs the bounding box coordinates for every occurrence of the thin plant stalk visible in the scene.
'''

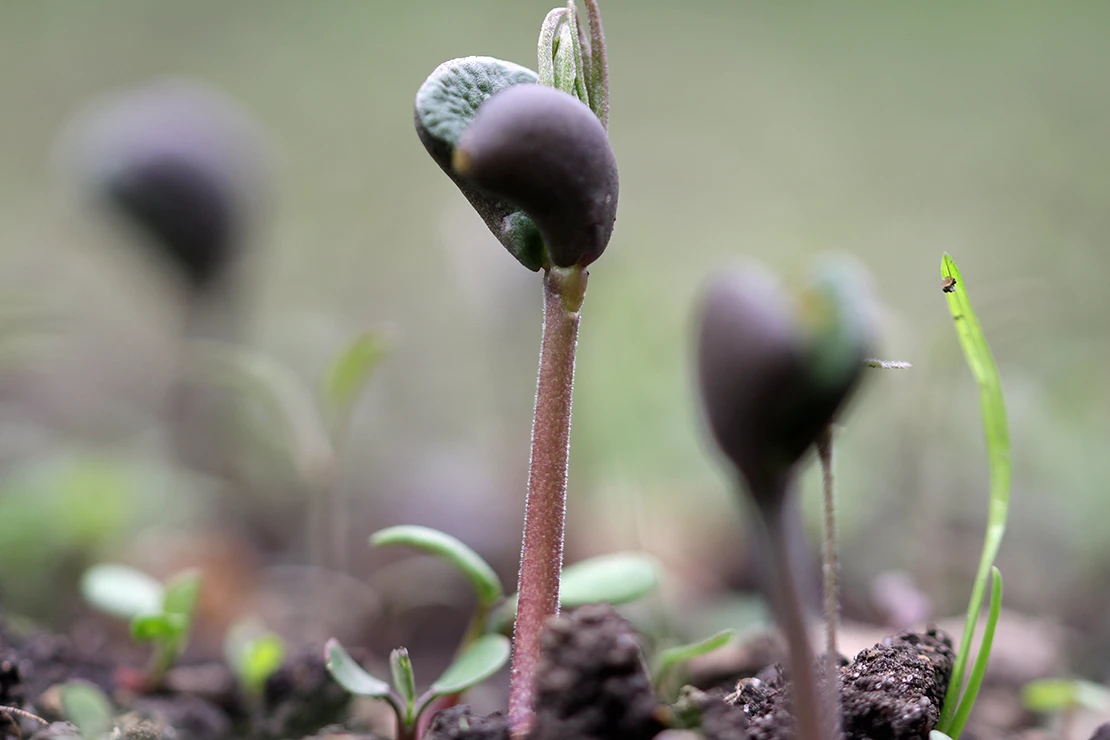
[758,485,829,740]
[816,425,842,736]
[508,266,588,734]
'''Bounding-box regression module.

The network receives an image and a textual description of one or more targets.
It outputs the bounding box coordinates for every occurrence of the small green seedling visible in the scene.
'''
[224,618,286,698]
[935,254,1012,740]
[326,525,661,736]
[326,636,510,740]
[80,564,201,688]
[651,629,736,697]
[1021,674,1110,740]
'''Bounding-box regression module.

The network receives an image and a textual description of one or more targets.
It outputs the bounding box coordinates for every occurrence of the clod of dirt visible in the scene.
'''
[424,706,511,740]
[254,644,351,739]
[704,627,953,740]
[528,604,664,740]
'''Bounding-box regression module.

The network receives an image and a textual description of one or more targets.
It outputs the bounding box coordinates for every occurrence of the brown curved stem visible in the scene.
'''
[758,488,830,740]
[508,267,587,736]
[816,426,842,737]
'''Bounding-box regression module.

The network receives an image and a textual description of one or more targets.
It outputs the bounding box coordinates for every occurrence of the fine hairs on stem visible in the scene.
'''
[816,425,842,737]
[509,266,587,734]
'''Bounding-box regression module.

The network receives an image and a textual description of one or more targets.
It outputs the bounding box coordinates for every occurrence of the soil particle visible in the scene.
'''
[425,706,511,740]
[129,694,232,740]
[707,627,953,740]
[528,604,664,740]
[254,644,351,739]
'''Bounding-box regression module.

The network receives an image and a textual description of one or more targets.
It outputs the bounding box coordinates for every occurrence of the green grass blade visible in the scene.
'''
[937,254,1012,731]
[948,567,1003,739]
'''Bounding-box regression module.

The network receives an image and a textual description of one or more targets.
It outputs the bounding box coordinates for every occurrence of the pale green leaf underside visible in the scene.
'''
[415,56,538,148]
[371,525,504,607]
[325,639,391,698]
[430,634,510,696]
[81,563,164,620]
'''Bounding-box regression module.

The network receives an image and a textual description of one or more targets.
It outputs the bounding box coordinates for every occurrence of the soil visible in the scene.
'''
[0,615,350,740]
[0,605,1090,740]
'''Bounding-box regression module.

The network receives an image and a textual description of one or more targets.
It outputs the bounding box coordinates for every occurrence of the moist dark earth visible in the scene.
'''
[0,605,1082,740]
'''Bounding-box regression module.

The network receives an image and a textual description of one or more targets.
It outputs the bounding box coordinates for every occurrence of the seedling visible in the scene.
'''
[326,637,510,740]
[413,1,616,731]
[325,525,660,736]
[80,564,201,689]
[651,629,736,698]
[935,253,1012,740]
[224,618,287,699]
[695,257,875,740]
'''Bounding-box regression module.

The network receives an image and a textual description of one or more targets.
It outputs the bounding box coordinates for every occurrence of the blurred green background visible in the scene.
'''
[1,0,1109,676]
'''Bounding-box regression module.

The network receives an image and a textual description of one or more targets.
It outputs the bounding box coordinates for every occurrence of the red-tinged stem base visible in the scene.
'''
[508,267,587,736]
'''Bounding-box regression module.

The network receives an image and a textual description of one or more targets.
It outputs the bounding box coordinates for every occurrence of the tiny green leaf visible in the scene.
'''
[162,569,201,619]
[130,613,185,642]
[652,629,736,687]
[1022,678,1110,714]
[371,525,503,607]
[937,254,1012,733]
[947,567,1003,740]
[60,681,114,740]
[559,552,661,607]
[323,332,388,419]
[325,639,392,698]
[430,634,511,697]
[81,564,164,620]
[236,633,285,696]
[390,647,417,722]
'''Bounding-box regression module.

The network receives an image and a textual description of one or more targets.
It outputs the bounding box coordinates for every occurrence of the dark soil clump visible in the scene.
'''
[528,604,665,740]
[702,627,953,740]
[425,706,511,740]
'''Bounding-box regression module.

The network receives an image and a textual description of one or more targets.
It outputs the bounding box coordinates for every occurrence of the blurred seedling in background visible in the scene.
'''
[1021,678,1110,740]
[414,1,616,730]
[224,617,287,699]
[326,525,662,737]
[63,81,390,625]
[696,256,876,740]
[62,80,270,478]
[80,564,201,690]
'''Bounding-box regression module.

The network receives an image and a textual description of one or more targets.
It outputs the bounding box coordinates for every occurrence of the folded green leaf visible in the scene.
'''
[391,647,417,721]
[371,525,503,607]
[325,639,392,698]
[81,564,164,620]
[430,634,511,697]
